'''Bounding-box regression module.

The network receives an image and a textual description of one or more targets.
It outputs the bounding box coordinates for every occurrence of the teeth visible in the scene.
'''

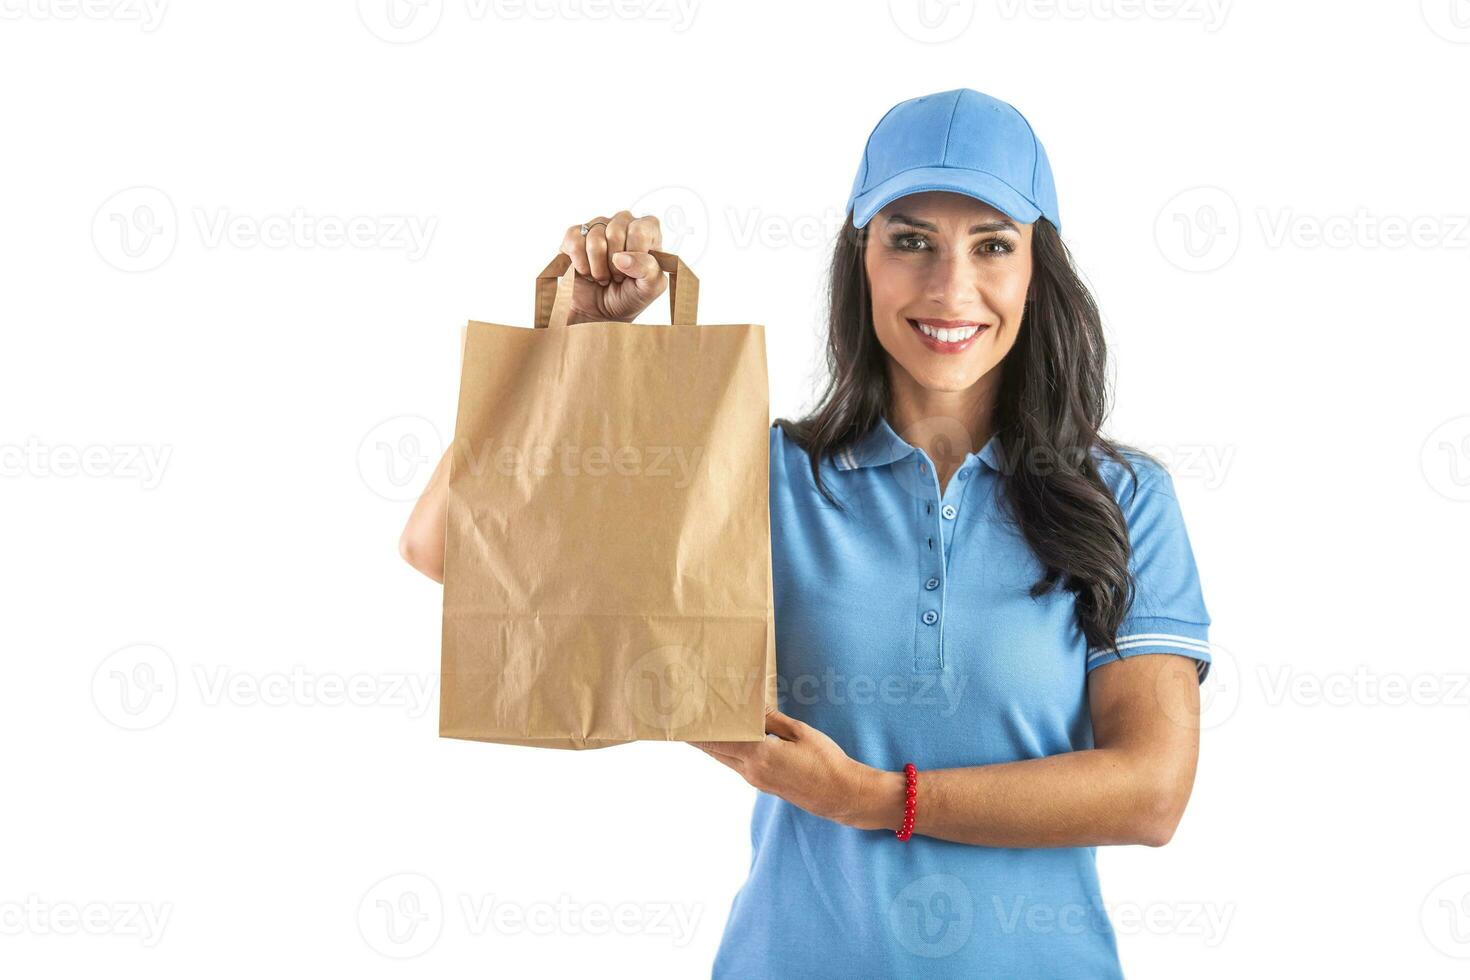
[915,321,981,342]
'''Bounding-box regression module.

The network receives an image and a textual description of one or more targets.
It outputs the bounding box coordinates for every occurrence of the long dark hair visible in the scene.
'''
[776,215,1158,654]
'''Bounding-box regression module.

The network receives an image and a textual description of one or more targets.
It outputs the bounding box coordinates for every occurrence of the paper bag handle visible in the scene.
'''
[533,249,699,329]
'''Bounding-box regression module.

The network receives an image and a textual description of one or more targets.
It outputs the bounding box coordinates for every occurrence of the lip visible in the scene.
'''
[907,318,990,354]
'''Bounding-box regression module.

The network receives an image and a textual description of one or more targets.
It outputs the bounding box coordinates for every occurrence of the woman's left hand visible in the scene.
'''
[690,710,877,828]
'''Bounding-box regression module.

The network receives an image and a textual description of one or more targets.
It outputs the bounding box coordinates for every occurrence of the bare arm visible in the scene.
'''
[847,652,1202,847]
[399,445,452,583]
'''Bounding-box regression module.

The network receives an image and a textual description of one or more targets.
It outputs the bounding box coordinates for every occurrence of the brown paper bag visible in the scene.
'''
[440,250,776,749]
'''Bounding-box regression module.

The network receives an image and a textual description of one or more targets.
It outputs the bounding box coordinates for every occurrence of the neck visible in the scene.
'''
[884,363,1000,471]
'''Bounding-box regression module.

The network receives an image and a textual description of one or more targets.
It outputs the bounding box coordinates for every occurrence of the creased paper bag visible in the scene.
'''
[440,250,776,749]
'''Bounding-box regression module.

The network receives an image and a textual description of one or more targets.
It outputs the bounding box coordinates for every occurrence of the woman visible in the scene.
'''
[400,88,1212,978]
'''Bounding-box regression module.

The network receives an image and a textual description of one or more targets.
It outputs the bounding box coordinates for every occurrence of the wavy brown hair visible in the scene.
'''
[776,215,1160,654]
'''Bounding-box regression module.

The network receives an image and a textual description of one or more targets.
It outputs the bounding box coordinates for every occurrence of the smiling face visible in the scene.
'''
[863,191,1034,395]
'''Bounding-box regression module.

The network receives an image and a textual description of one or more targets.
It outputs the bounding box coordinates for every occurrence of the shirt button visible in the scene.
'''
[941,504,957,520]
[921,610,938,626]
[958,469,971,481]
[924,576,939,590]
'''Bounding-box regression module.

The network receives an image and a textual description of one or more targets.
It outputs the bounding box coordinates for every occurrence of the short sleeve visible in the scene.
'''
[1086,465,1213,684]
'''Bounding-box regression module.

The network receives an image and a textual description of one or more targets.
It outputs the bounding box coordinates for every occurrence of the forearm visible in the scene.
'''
[398,445,451,583]
[848,747,1190,848]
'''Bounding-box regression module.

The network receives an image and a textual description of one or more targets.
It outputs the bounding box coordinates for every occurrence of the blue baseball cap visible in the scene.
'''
[845,88,1061,232]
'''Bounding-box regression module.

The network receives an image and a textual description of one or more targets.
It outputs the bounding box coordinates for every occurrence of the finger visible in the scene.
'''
[625,214,662,254]
[603,210,633,284]
[690,742,746,773]
[607,252,667,301]
[560,223,593,278]
[583,217,612,285]
[691,738,759,761]
[764,709,804,741]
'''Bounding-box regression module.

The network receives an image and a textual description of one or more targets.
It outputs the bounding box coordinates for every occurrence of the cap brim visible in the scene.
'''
[850,167,1043,229]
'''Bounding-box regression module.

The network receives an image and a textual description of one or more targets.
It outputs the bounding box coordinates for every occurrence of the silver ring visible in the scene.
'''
[579,220,608,236]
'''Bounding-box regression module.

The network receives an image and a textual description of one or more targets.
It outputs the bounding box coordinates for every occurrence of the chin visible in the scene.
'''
[909,363,987,393]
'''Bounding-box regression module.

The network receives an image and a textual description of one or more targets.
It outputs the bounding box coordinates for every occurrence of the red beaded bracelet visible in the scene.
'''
[896,763,918,841]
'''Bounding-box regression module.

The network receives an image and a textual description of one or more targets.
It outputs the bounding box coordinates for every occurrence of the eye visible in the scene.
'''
[978,237,1016,255]
[891,233,929,251]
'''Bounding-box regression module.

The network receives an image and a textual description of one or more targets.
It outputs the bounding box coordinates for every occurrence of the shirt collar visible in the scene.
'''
[833,415,1003,473]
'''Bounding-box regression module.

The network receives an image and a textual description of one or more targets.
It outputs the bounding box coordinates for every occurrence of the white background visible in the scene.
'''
[3,1,1469,976]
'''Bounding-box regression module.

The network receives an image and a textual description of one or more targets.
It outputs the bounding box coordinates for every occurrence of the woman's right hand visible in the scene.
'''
[559,210,668,324]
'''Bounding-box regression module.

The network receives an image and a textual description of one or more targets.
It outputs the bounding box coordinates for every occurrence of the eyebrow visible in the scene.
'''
[884,212,1019,234]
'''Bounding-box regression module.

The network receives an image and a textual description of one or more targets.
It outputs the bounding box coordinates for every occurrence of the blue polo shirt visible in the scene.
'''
[711,417,1211,979]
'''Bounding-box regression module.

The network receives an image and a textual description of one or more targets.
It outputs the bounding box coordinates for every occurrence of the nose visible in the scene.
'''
[925,249,980,311]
